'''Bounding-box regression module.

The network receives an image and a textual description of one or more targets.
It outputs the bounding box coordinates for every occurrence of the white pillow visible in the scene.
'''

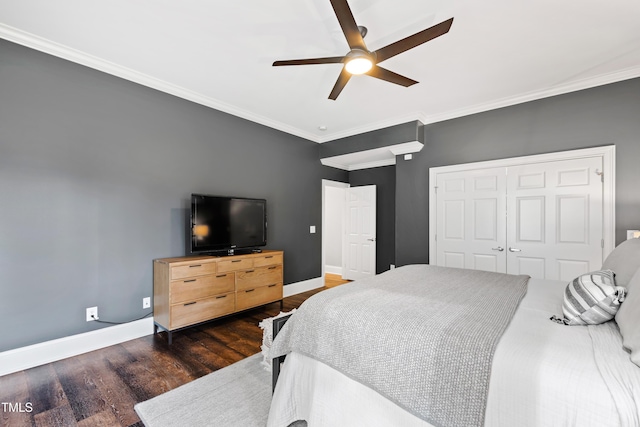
[559,270,626,326]
[602,238,640,287]
[615,267,640,367]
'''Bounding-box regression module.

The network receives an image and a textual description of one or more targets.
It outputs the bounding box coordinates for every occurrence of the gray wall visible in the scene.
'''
[349,166,396,274]
[2,37,637,353]
[396,78,640,266]
[0,40,346,352]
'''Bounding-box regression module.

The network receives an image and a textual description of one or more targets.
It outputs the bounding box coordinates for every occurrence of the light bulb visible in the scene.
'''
[345,57,373,75]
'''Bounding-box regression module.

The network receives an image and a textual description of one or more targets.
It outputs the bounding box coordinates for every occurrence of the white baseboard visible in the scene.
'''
[0,317,154,377]
[0,277,324,377]
[324,265,343,275]
[283,276,324,297]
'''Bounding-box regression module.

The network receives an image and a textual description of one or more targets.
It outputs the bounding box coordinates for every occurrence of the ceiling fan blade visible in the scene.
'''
[374,17,454,63]
[273,56,345,66]
[329,68,352,100]
[329,0,367,51]
[366,65,418,87]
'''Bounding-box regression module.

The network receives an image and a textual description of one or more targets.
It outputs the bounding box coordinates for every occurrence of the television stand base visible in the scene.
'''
[200,248,262,257]
[225,248,258,256]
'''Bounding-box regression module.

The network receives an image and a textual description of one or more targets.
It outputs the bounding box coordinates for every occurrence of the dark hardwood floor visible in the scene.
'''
[0,287,330,427]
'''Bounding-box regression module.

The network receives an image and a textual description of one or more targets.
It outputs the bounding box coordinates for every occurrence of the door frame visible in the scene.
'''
[428,145,616,265]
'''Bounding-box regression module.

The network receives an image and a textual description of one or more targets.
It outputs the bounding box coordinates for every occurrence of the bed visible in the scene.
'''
[267,240,640,427]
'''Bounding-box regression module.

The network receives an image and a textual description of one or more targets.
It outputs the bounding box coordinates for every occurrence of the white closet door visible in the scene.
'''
[435,167,507,272]
[506,157,603,281]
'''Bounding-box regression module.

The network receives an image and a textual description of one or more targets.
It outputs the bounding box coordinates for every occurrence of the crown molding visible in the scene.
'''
[315,67,640,142]
[418,66,640,126]
[0,24,322,143]
[2,24,638,144]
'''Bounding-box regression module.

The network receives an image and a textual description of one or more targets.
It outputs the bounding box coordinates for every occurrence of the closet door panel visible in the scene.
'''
[506,157,603,281]
[436,167,507,272]
[443,200,465,240]
[473,253,499,272]
[515,196,545,243]
[557,195,589,243]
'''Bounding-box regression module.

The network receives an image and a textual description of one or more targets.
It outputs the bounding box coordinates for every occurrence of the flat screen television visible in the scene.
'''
[190,194,267,255]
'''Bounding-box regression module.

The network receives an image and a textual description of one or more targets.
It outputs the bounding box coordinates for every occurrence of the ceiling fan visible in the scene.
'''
[273,0,454,100]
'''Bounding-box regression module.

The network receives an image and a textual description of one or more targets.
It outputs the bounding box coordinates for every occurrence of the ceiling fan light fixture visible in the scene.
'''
[344,50,375,75]
[345,57,373,74]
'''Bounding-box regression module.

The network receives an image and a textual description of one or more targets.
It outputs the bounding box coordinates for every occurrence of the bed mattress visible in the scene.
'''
[268,277,640,427]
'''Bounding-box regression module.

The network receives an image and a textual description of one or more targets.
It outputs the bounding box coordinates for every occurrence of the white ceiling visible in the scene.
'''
[1,0,639,143]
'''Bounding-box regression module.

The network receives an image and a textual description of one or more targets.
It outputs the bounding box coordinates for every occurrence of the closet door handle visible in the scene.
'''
[508,247,522,252]
[491,247,504,252]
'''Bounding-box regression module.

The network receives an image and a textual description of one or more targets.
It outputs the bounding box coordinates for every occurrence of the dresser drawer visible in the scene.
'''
[236,265,282,291]
[171,262,216,280]
[218,258,253,273]
[253,253,283,268]
[170,273,235,304]
[170,293,235,329]
[236,283,282,311]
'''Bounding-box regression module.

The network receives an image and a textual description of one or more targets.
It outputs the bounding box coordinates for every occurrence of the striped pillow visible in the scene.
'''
[560,270,626,326]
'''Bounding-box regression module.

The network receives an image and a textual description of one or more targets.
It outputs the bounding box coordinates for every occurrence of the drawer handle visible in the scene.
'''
[184,279,196,283]
[216,295,227,299]
[268,266,277,270]
[245,289,255,293]
[189,264,202,268]
[246,269,255,273]
[184,301,196,306]
[268,284,277,288]
[216,274,227,278]
[265,256,273,259]
[232,260,242,263]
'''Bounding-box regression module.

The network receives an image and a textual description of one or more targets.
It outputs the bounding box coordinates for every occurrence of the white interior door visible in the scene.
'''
[344,185,376,280]
[435,167,507,272]
[506,157,603,281]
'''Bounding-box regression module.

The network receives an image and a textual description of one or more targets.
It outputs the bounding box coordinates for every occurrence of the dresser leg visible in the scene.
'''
[168,331,173,345]
[280,299,284,311]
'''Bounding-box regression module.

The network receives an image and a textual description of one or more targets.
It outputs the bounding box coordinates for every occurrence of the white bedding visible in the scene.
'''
[268,277,640,427]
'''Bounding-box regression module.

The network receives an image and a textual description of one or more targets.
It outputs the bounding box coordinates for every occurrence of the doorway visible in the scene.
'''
[322,180,377,282]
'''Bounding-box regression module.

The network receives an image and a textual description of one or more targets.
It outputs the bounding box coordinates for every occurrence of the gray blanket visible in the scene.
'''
[270,264,529,427]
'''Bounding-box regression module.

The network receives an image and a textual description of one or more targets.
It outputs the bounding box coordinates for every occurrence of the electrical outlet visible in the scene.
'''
[143,297,151,309]
[86,306,98,322]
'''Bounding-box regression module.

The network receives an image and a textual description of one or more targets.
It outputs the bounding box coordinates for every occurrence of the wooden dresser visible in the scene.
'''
[153,250,283,344]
